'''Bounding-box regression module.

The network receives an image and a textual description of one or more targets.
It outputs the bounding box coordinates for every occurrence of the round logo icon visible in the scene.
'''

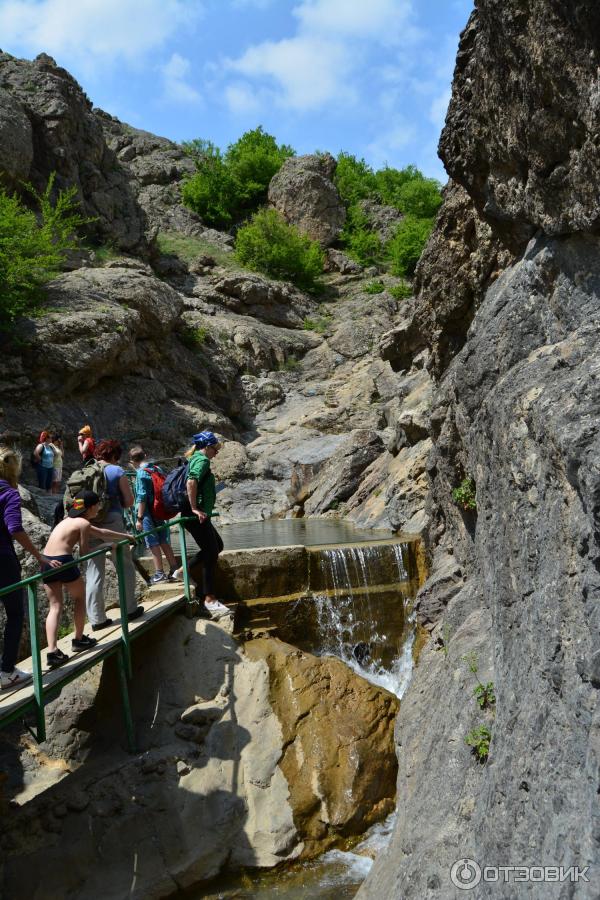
[450,858,482,890]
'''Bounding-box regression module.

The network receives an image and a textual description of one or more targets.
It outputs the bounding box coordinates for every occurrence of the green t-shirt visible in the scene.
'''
[187,451,216,516]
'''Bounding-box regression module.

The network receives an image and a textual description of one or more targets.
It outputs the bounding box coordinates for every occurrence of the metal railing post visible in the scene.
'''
[178,521,193,604]
[115,543,132,678]
[117,645,135,753]
[26,584,46,743]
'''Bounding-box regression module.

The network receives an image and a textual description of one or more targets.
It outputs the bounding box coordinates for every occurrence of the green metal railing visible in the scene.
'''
[0,515,197,751]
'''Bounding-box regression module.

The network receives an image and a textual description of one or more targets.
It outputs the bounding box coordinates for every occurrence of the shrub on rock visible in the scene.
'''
[0,174,87,327]
[235,209,324,290]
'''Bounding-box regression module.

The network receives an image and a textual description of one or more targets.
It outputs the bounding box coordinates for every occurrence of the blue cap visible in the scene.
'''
[192,430,220,448]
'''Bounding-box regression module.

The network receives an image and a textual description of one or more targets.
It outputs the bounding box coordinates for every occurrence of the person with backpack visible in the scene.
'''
[0,446,61,689]
[33,431,55,493]
[172,431,230,620]
[128,446,179,584]
[77,425,95,462]
[41,491,136,669]
[83,439,143,631]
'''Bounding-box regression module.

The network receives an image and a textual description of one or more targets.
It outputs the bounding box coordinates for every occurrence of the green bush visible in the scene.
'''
[387,215,435,277]
[0,174,88,327]
[388,280,412,300]
[334,152,378,206]
[339,203,383,267]
[235,209,324,290]
[181,141,238,230]
[182,127,294,228]
[179,325,208,350]
[395,176,443,218]
[364,280,385,294]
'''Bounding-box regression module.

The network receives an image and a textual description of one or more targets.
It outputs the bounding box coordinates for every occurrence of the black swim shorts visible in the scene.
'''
[42,554,81,584]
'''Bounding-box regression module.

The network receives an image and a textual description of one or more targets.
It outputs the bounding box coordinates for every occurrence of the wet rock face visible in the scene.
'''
[246,638,398,854]
[441,1,600,238]
[268,153,346,246]
[0,52,148,254]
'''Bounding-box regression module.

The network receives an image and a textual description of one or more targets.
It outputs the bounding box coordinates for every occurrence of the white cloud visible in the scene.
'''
[222,0,417,116]
[365,120,417,168]
[224,81,262,115]
[160,53,202,105]
[294,0,417,44]
[228,35,353,112]
[0,0,202,69]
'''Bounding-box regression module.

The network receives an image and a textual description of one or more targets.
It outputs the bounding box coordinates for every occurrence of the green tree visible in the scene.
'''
[386,215,435,277]
[334,152,378,206]
[235,209,324,290]
[226,126,294,211]
[395,176,443,218]
[339,203,383,266]
[182,127,295,228]
[374,164,422,206]
[0,174,88,327]
[181,140,238,229]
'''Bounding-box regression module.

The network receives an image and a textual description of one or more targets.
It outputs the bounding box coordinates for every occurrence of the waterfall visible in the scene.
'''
[311,542,417,699]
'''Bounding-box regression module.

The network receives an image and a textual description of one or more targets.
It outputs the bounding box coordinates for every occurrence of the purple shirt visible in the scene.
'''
[0,479,23,556]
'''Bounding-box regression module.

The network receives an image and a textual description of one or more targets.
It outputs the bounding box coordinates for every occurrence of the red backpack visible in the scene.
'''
[146,465,171,521]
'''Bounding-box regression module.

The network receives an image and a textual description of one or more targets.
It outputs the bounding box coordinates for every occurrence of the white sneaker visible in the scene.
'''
[204,599,232,620]
[0,667,31,690]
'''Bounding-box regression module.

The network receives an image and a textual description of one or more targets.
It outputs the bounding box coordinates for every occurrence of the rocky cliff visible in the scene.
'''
[359,1,600,897]
[0,48,431,534]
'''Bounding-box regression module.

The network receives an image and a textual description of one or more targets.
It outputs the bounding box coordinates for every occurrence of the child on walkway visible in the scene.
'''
[128,446,178,584]
[41,491,136,669]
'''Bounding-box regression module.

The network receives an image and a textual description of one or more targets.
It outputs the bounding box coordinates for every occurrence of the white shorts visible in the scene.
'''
[53,468,62,483]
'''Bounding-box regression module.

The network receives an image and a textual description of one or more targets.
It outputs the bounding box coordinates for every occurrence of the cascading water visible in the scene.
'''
[311,542,417,699]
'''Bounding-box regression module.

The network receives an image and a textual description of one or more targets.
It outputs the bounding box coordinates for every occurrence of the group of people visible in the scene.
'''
[0,428,229,690]
[31,424,95,494]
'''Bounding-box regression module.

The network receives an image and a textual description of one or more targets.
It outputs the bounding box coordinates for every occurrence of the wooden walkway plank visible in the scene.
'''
[0,586,187,726]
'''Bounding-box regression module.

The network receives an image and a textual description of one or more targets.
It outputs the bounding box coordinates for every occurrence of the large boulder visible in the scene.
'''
[268,153,346,247]
[0,52,148,254]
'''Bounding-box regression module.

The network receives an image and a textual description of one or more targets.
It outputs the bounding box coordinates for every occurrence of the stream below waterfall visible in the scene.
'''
[195,528,419,899]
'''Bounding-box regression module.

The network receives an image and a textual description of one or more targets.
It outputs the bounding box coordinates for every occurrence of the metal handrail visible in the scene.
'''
[1,515,198,750]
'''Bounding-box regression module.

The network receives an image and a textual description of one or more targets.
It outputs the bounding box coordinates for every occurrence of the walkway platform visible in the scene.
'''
[0,583,186,730]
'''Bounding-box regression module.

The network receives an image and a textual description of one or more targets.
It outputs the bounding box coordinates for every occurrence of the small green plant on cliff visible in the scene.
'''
[452,476,477,512]
[364,280,385,294]
[303,316,331,333]
[474,681,496,710]
[465,724,491,763]
[179,325,208,350]
[462,651,496,710]
[0,173,89,327]
[388,280,412,301]
[235,209,324,290]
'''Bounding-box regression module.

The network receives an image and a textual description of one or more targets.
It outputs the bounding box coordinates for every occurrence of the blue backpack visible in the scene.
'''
[161,461,189,516]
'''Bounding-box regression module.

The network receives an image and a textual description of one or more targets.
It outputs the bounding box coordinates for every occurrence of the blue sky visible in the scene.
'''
[0,0,474,182]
